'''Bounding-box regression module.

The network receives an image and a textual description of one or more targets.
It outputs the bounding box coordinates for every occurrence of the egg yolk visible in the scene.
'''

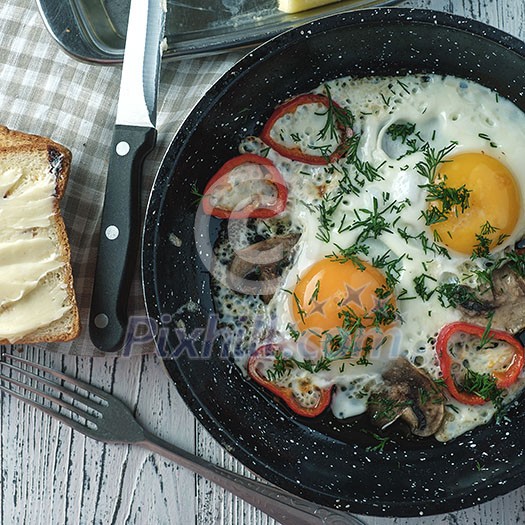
[431,153,520,255]
[291,259,396,337]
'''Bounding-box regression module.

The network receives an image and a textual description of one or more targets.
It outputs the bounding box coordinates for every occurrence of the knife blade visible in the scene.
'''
[89,0,166,353]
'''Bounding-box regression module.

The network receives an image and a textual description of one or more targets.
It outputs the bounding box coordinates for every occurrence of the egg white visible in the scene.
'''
[213,74,525,441]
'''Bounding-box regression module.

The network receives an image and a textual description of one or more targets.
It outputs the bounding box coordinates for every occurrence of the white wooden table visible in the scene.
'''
[1,0,525,524]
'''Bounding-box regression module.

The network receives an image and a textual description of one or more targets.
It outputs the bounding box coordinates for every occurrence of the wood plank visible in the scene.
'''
[0,348,197,525]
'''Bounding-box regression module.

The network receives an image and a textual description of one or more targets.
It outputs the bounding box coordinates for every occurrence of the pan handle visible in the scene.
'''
[89,125,157,353]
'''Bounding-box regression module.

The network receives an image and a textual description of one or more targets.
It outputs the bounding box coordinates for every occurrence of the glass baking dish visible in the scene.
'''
[36,0,403,64]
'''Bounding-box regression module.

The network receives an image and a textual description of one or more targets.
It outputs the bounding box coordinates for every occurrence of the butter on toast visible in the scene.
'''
[0,126,80,344]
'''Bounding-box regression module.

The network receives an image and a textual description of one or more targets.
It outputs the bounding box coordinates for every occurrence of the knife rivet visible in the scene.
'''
[116,141,130,156]
[105,225,120,240]
[94,313,109,329]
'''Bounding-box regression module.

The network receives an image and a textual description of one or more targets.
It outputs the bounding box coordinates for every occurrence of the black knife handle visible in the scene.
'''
[89,125,157,353]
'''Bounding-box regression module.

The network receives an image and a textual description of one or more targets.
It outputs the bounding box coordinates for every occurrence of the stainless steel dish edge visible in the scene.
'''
[36,0,404,64]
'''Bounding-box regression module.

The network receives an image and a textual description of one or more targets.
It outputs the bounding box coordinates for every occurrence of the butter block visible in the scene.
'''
[278,0,342,14]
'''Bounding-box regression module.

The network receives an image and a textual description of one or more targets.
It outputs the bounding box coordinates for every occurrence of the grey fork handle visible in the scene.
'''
[140,431,363,525]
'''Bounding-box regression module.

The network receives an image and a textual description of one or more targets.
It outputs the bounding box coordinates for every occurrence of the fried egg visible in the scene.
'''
[211,74,525,441]
[431,152,520,254]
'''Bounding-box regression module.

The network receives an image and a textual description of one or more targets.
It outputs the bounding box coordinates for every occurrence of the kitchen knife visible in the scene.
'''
[89,0,166,352]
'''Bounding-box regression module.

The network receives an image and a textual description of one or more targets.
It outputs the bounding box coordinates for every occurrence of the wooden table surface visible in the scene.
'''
[1,0,525,524]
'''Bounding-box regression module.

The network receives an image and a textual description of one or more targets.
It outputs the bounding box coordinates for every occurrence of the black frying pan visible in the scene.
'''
[142,8,525,517]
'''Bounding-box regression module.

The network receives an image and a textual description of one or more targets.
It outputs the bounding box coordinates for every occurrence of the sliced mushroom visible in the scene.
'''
[367,357,445,437]
[452,283,494,315]
[460,263,525,334]
[228,234,299,303]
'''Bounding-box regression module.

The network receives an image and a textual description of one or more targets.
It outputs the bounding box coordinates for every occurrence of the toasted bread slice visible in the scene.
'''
[0,128,80,344]
[0,126,71,198]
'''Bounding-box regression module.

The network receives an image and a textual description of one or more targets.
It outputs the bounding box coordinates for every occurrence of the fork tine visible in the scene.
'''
[0,361,103,413]
[0,373,99,427]
[1,354,111,401]
[0,384,94,436]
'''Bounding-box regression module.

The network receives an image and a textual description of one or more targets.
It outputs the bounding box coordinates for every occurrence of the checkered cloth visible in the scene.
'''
[0,1,242,355]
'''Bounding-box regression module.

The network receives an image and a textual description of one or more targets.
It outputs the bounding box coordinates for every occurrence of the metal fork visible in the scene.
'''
[0,354,364,525]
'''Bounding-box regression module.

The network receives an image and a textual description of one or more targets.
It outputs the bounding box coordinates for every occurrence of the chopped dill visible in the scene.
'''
[265,351,292,382]
[372,300,399,328]
[293,292,306,324]
[420,178,471,226]
[471,221,499,259]
[365,432,390,452]
[461,368,505,418]
[342,133,385,184]
[386,122,416,143]
[415,141,457,183]
[348,197,394,243]
[478,132,498,148]
[397,226,450,259]
[266,352,334,381]
[385,121,425,158]
[190,182,204,205]
[309,280,321,305]
[418,387,432,405]
[436,282,480,309]
[370,397,413,422]
[396,79,411,94]
[505,250,525,277]
[339,305,368,336]
[286,323,300,342]
[380,93,391,107]
[327,242,370,269]
[397,288,417,301]
[315,191,344,243]
[413,273,437,301]
[371,251,405,288]
[319,83,355,142]
[478,312,494,350]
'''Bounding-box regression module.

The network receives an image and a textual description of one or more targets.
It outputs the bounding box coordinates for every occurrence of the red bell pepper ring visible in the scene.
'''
[202,153,288,219]
[247,344,332,418]
[260,93,353,165]
[436,321,525,405]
